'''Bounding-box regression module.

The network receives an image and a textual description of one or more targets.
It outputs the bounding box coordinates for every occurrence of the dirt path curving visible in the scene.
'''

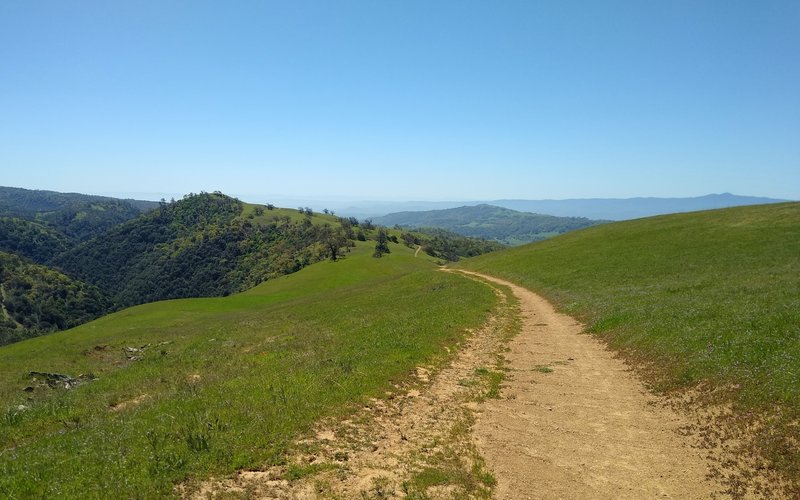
[187,270,727,499]
[456,270,723,499]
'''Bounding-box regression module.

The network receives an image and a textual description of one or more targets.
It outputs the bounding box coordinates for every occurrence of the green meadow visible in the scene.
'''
[0,242,496,497]
[459,202,800,478]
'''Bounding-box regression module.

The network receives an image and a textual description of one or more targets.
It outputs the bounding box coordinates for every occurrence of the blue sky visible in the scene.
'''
[1,1,798,202]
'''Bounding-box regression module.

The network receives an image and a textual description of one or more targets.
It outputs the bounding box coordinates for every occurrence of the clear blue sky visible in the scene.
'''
[1,1,798,202]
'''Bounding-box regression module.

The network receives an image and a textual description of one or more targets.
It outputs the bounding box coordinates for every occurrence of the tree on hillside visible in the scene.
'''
[320,226,351,261]
[338,217,356,239]
[373,229,391,258]
[401,232,419,247]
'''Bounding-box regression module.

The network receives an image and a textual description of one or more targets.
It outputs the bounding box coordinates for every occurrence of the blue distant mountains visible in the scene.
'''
[487,193,790,221]
[339,193,790,221]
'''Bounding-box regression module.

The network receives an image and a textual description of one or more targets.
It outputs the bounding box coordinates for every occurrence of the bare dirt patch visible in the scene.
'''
[110,393,150,412]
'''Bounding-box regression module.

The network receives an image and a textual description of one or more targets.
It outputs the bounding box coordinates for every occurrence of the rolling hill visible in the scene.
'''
[0,241,496,497]
[52,193,501,310]
[0,189,503,345]
[373,204,604,245]
[2,194,797,495]
[458,201,800,486]
[51,192,333,309]
[0,186,158,242]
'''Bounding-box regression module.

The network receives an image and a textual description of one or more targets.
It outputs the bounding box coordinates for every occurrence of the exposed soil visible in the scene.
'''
[186,269,735,499]
[457,270,725,499]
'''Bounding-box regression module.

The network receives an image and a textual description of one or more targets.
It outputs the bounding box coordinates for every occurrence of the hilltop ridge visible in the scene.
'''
[316,192,789,220]
[374,204,603,245]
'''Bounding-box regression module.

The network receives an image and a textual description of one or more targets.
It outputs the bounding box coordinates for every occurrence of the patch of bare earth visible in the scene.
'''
[456,271,738,499]
[109,393,150,412]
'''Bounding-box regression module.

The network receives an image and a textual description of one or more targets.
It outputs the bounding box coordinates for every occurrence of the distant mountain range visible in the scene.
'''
[373,204,605,246]
[488,193,790,220]
[332,193,790,220]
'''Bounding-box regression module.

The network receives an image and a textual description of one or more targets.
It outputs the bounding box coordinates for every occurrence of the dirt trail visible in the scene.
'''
[458,270,722,499]
[188,270,726,499]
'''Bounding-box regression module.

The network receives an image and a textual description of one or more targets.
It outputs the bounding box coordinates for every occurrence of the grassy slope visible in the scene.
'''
[458,203,800,475]
[0,242,495,497]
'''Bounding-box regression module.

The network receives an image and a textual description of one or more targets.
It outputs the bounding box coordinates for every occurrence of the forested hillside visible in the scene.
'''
[0,252,108,346]
[0,186,158,242]
[398,227,505,261]
[375,204,603,245]
[0,217,70,263]
[52,193,335,308]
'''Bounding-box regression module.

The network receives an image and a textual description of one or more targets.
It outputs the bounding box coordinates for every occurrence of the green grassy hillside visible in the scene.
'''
[459,202,800,481]
[0,242,495,497]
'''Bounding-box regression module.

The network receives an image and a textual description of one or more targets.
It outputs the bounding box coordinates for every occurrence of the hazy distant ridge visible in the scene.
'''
[335,193,788,220]
[374,204,603,245]
[491,193,789,220]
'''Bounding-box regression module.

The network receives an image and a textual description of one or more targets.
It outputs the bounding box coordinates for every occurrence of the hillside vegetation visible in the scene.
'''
[0,186,157,242]
[459,202,800,483]
[0,217,70,264]
[52,193,496,310]
[375,204,603,245]
[0,189,502,345]
[0,242,495,497]
[0,252,109,346]
[52,193,312,308]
